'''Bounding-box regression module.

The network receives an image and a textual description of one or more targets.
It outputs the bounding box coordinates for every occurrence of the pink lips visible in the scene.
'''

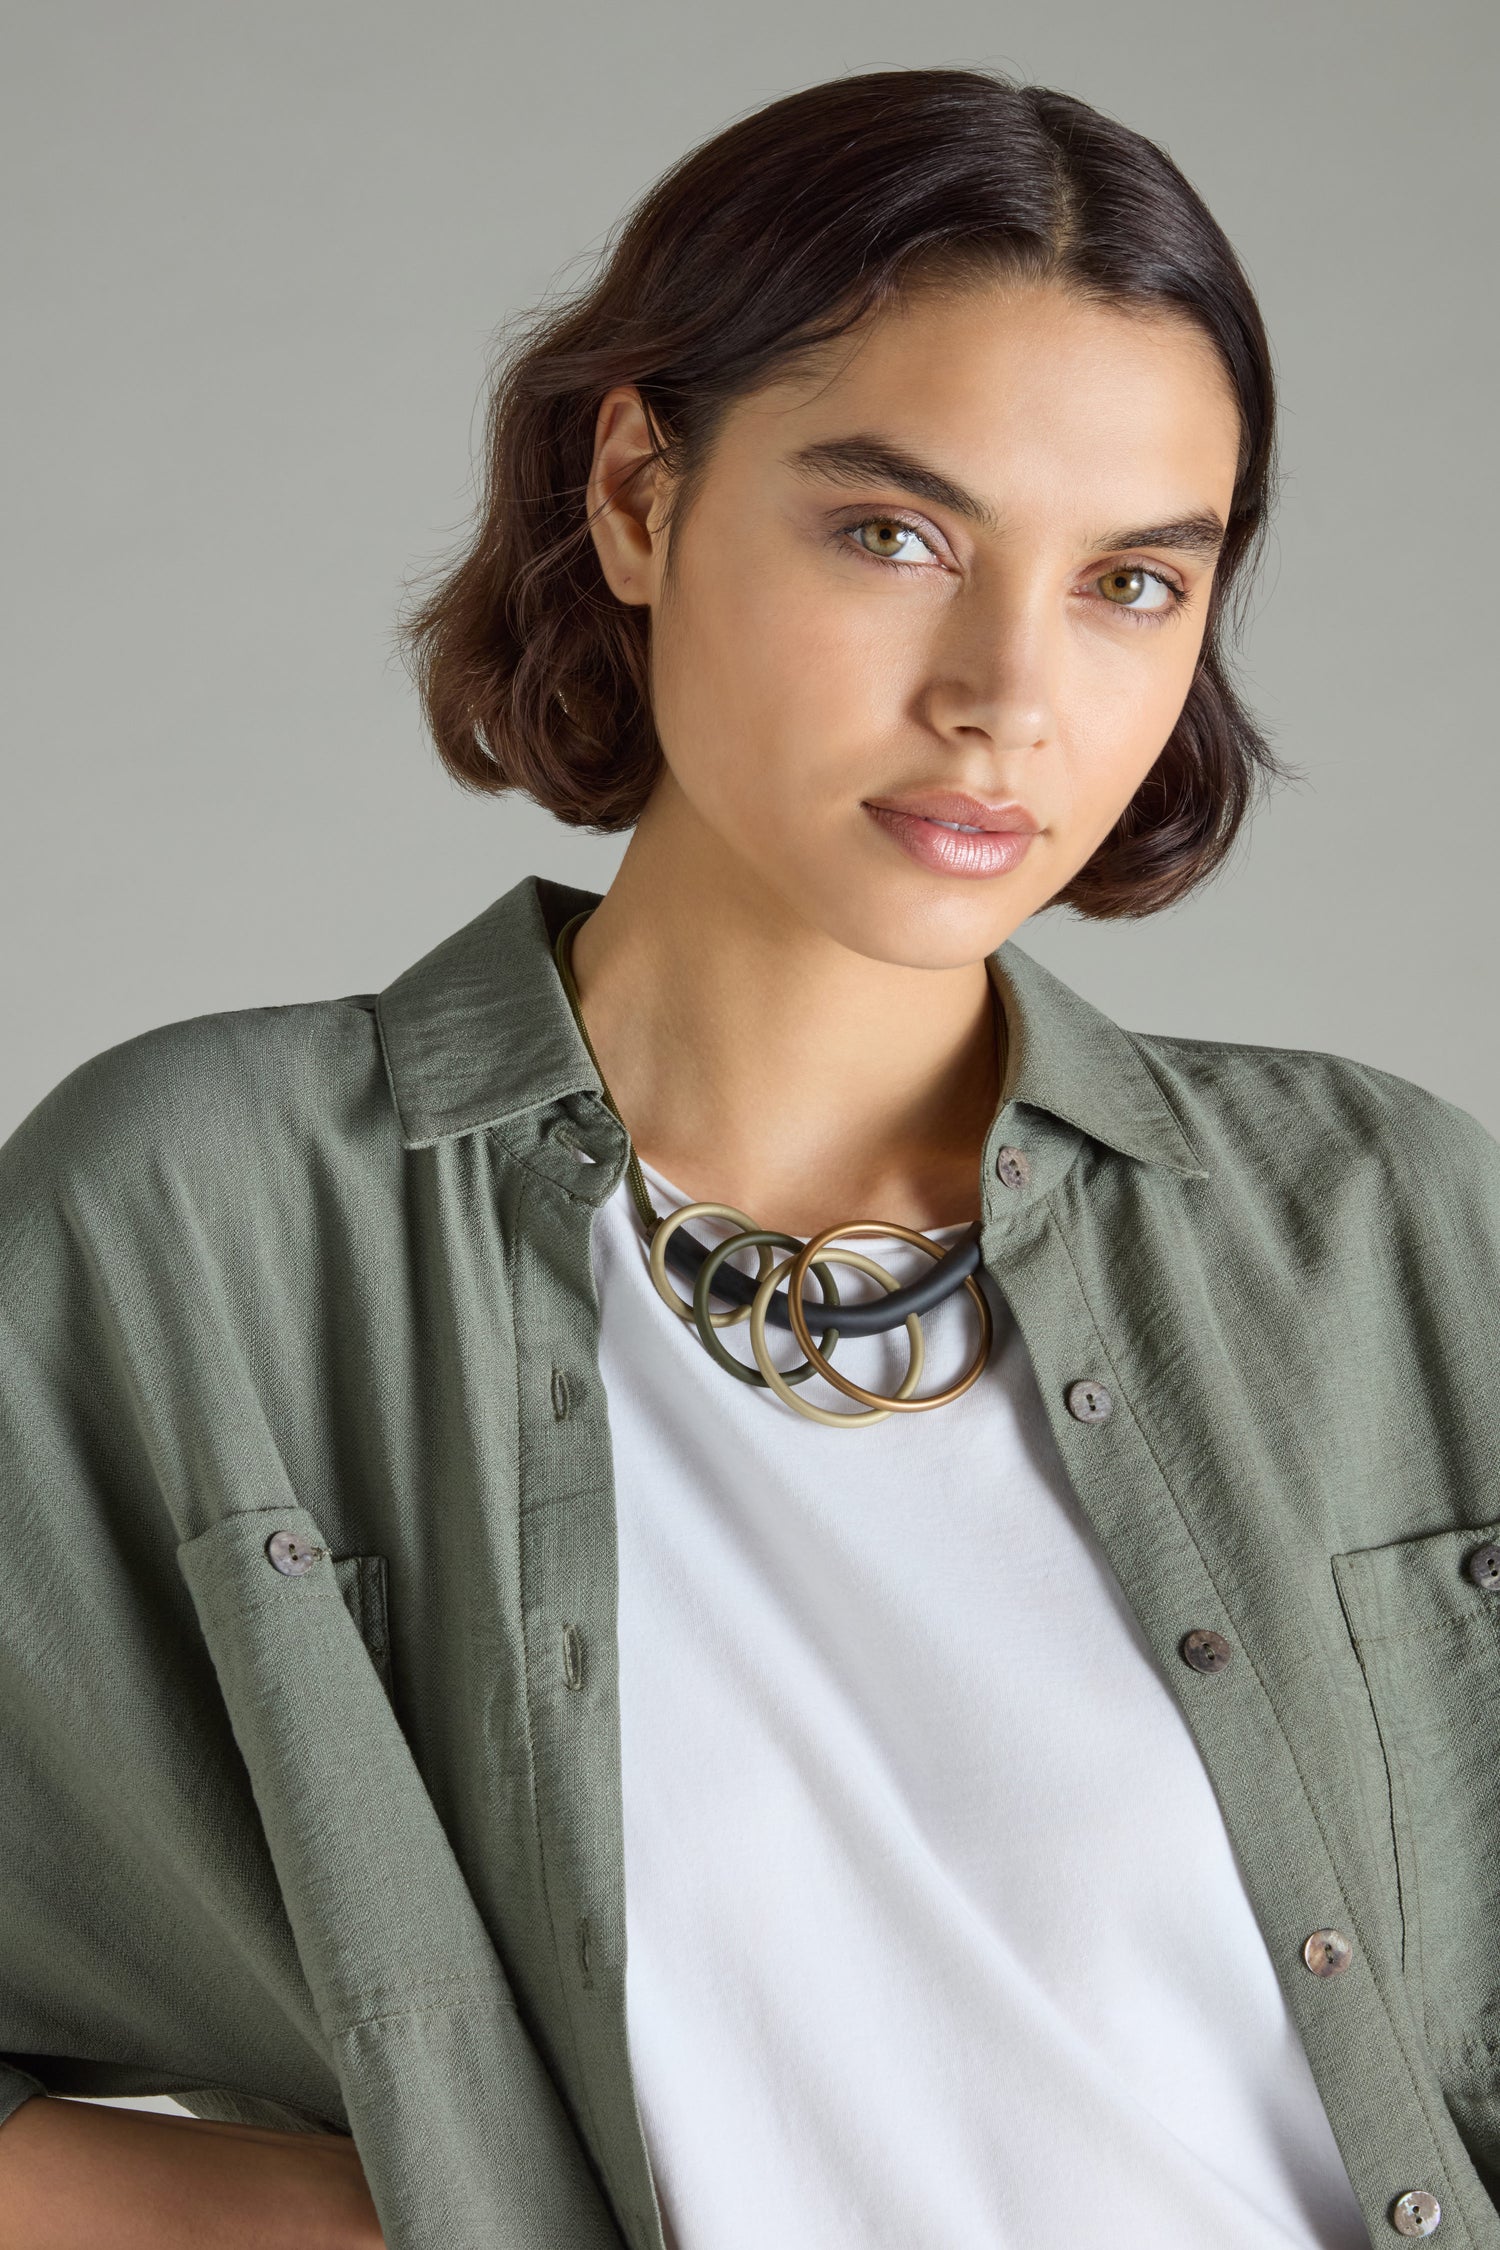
[862,791,1041,880]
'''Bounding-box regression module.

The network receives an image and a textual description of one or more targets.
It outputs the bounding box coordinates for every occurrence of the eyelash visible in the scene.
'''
[836,512,1190,626]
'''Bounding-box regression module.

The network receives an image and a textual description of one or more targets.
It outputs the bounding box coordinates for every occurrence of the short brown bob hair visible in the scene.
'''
[400,67,1286,919]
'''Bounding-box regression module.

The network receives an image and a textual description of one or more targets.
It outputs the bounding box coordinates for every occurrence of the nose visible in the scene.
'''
[918,580,1057,753]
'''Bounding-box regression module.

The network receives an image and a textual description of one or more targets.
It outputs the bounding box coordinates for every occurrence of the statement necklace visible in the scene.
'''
[553,912,994,1428]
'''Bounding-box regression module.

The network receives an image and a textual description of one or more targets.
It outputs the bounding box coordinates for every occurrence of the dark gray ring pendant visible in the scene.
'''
[663,1217,983,1337]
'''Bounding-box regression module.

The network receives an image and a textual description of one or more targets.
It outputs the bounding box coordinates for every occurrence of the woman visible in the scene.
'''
[1,64,1496,2250]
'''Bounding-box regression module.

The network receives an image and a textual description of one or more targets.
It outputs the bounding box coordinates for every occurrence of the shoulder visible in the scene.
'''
[1132,1024,1500,1247]
[0,992,393,1251]
[1137,1023,1493,1160]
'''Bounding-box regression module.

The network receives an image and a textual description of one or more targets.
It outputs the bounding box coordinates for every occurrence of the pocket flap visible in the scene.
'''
[1332,1517,1500,1646]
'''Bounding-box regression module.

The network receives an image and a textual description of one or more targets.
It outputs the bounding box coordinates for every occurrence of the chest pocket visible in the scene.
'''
[1332,1517,1500,2099]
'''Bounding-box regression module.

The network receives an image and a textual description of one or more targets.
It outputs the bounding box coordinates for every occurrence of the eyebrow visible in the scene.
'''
[786,435,1228,562]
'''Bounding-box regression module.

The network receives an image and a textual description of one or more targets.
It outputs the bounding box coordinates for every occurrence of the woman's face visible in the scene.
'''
[589,277,1244,969]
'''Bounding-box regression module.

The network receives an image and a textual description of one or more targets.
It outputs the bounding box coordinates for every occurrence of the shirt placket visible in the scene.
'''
[977,1099,1500,2249]
[500,1095,671,2250]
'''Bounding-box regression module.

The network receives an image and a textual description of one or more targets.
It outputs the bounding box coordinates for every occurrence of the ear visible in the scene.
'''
[586,386,669,606]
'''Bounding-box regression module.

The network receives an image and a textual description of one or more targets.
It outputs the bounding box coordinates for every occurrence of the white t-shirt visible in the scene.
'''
[591,1158,1370,2250]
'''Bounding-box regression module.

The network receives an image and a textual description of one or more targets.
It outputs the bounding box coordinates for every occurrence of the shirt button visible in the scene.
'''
[1390,2188,1442,2236]
[1302,1928,1354,1977]
[1463,1541,1500,1591]
[1065,1378,1114,1422]
[265,1530,326,1576]
[1180,1628,1233,1673]
[994,1145,1031,1190]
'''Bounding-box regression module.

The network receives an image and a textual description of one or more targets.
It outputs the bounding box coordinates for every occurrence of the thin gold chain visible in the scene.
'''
[552,909,661,1234]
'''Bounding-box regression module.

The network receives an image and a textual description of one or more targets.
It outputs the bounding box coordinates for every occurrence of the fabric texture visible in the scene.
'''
[0,870,1497,2248]
[598,1159,1372,2248]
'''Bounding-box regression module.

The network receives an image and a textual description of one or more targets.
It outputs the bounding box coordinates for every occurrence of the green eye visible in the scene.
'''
[1101,567,1147,603]
[1098,565,1176,612]
[857,519,913,558]
[843,514,941,567]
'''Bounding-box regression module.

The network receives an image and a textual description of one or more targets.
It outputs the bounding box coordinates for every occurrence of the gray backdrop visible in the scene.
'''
[4,0,1496,1150]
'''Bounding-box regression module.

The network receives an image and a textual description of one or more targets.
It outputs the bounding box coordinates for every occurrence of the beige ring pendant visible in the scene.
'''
[648,1199,776,1327]
[552,908,996,1428]
[749,1243,925,1428]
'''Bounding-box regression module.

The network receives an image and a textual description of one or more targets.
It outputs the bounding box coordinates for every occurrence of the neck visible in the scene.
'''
[566,795,1005,1238]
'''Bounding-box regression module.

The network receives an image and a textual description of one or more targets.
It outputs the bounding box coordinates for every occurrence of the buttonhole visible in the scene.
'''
[550,1120,596,1163]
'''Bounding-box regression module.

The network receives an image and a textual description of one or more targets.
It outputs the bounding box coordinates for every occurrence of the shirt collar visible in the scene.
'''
[986,941,1208,1178]
[374,872,1207,1178]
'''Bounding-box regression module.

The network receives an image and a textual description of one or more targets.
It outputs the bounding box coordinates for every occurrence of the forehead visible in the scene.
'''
[720,280,1241,516]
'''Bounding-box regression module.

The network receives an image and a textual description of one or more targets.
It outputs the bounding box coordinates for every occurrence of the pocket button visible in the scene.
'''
[1463,1541,1500,1591]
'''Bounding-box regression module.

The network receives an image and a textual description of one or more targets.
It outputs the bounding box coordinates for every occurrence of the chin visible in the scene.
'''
[800,876,1034,973]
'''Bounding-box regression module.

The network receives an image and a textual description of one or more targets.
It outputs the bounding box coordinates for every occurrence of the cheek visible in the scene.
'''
[1057,636,1202,844]
[1075,641,1192,751]
[653,532,906,818]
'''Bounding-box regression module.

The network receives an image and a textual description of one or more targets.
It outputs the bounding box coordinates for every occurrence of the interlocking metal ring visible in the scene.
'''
[785,1219,993,1414]
[551,907,996,1426]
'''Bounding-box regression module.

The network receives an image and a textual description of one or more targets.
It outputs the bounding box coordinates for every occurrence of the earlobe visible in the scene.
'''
[586,386,664,607]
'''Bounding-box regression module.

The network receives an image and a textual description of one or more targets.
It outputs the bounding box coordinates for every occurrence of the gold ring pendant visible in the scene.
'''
[785,1220,993,1414]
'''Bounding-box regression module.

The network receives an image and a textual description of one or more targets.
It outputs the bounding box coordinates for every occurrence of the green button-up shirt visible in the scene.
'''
[3,871,1500,2247]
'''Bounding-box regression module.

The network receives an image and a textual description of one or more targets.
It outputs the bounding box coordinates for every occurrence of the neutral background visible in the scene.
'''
[4,1,1496,1147]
